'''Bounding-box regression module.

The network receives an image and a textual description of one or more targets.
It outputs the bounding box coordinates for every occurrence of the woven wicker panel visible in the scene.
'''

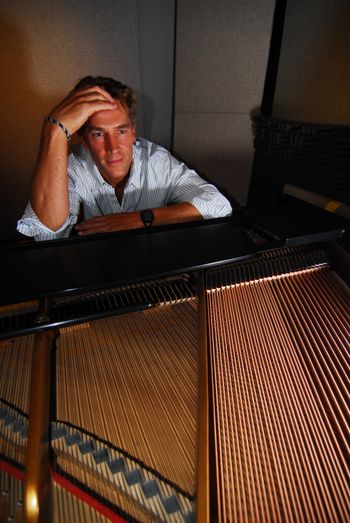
[248,114,350,207]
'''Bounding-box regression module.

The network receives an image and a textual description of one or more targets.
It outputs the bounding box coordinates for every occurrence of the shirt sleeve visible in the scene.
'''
[165,153,233,219]
[16,175,80,241]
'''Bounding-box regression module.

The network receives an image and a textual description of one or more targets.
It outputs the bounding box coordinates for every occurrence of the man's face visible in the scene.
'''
[82,102,136,187]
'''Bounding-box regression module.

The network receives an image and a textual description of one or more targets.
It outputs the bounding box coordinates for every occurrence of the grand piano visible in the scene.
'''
[1,116,350,523]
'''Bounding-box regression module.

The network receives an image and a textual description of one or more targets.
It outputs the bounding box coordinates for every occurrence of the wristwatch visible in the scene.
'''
[140,209,154,228]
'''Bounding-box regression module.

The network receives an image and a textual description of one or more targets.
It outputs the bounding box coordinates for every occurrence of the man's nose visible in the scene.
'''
[105,134,120,152]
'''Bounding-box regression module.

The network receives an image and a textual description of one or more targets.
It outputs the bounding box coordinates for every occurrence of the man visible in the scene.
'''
[17,76,232,241]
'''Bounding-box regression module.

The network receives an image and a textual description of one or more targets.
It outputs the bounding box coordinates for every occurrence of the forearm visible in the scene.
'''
[153,202,202,226]
[75,203,203,236]
[30,123,70,231]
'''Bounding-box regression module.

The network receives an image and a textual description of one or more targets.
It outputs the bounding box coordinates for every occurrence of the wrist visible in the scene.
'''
[44,115,71,140]
[42,119,70,144]
[140,209,154,228]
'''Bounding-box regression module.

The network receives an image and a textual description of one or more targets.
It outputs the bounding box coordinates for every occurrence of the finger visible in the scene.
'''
[77,229,93,236]
[63,87,117,113]
[75,224,100,235]
[76,223,107,235]
[75,85,116,104]
[50,87,117,119]
[75,218,105,232]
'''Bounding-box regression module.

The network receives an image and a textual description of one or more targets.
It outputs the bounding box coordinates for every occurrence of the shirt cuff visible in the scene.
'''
[190,191,232,220]
[17,211,77,241]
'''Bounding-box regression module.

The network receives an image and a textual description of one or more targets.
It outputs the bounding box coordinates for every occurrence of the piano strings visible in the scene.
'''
[1,246,350,521]
[1,300,199,522]
[207,265,350,522]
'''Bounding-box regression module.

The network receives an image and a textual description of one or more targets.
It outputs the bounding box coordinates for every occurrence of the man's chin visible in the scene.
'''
[101,168,128,187]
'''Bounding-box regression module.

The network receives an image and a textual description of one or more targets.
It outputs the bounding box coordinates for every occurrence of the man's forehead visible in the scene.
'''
[88,105,131,127]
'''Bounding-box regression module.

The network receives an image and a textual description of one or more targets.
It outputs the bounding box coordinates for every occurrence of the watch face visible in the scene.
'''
[141,209,154,227]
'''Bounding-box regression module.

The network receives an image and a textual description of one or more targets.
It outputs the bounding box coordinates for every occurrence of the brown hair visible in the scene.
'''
[74,76,137,135]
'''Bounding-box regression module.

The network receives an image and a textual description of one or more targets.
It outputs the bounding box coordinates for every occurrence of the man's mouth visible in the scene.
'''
[106,157,122,165]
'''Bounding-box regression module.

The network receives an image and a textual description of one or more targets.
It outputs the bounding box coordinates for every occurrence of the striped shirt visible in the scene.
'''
[17,138,232,241]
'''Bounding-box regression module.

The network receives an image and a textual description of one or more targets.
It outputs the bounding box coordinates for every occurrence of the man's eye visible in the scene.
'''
[117,128,128,135]
[92,132,103,138]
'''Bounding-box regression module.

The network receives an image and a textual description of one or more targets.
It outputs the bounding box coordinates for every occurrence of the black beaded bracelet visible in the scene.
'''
[44,115,71,140]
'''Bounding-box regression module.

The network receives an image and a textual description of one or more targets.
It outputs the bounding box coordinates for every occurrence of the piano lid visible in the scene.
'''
[0,219,258,306]
[1,203,348,307]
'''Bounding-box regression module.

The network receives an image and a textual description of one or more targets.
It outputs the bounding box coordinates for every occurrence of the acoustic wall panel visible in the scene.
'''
[273,0,350,124]
[174,112,254,207]
[173,0,275,206]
